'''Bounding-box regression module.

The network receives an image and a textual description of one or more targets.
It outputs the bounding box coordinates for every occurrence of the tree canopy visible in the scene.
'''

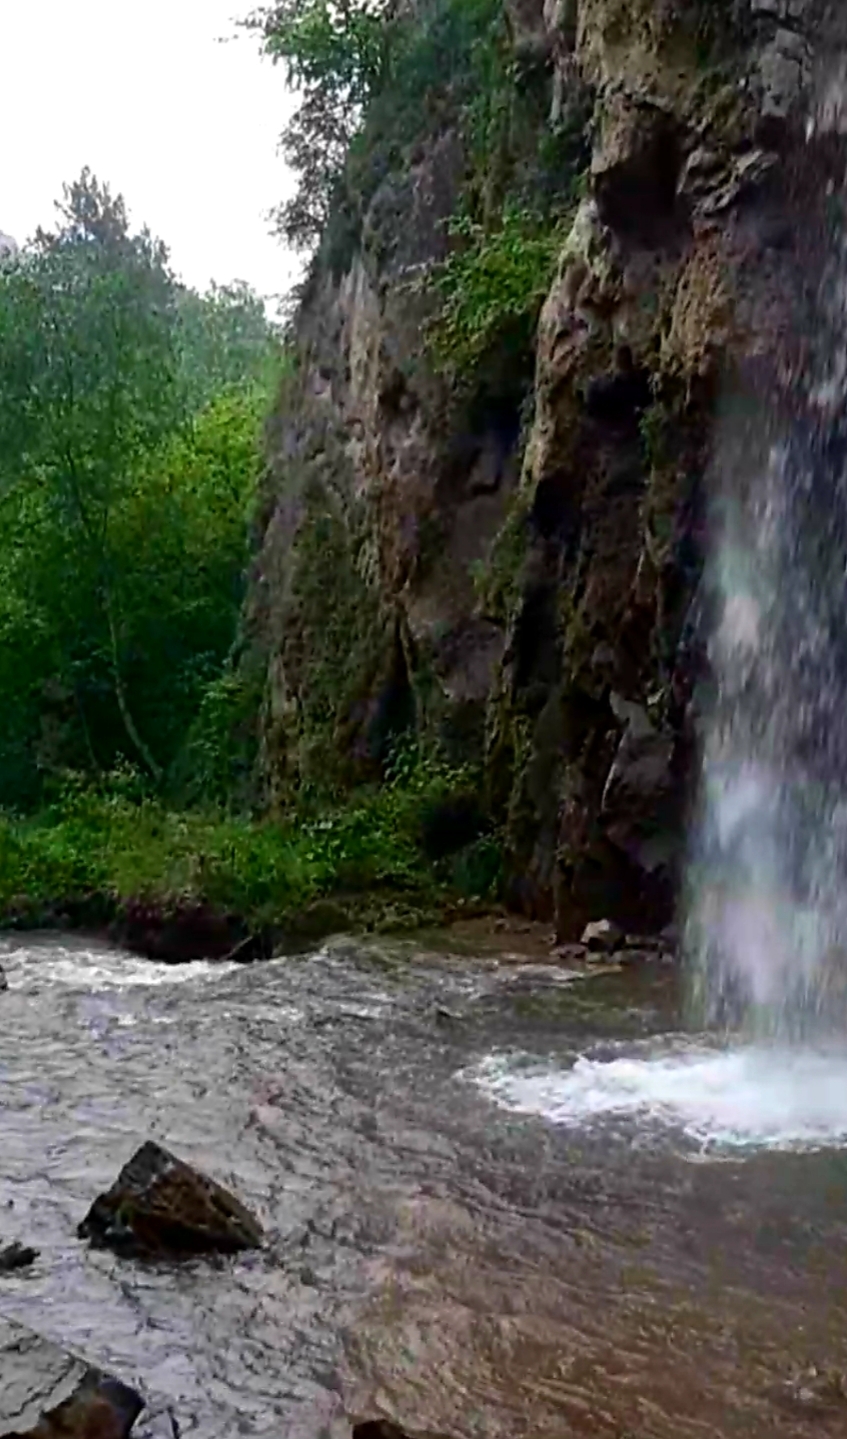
[0,170,283,808]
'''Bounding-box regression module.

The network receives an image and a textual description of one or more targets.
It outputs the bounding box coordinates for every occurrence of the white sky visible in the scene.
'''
[1,0,301,302]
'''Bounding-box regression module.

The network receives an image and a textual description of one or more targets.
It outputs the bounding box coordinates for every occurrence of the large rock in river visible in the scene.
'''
[77,1141,263,1258]
[0,1316,142,1437]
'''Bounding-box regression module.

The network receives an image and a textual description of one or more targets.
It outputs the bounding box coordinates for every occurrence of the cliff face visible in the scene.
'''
[248,0,847,937]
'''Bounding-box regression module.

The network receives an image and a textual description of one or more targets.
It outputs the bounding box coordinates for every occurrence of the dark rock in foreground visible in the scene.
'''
[353,1423,449,1439]
[77,1141,263,1257]
[0,1242,38,1273]
[0,1317,142,1437]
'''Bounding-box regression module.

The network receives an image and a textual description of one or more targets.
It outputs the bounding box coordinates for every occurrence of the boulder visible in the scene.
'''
[77,1141,263,1258]
[0,967,6,992]
[0,1317,142,1437]
[581,918,623,953]
[109,900,247,963]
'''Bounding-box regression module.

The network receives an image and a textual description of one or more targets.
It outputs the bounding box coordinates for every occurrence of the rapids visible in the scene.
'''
[1,932,846,1437]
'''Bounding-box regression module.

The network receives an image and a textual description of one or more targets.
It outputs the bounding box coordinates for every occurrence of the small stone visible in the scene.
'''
[434,1005,461,1024]
[77,1141,263,1258]
[581,919,623,953]
[0,1241,38,1273]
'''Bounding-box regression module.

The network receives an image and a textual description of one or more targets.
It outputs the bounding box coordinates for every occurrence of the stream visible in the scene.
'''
[1,931,847,1437]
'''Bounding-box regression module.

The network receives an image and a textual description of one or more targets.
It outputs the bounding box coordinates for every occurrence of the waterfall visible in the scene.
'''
[687,78,847,1041]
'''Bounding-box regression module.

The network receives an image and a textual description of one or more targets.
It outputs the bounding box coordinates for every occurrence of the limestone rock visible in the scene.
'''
[757,26,811,118]
[0,1318,142,1437]
[601,702,678,875]
[77,1141,263,1257]
[246,0,847,942]
[581,918,623,953]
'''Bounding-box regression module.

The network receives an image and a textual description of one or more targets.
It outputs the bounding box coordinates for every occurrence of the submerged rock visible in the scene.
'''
[0,1317,142,1437]
[0,1242,38,1273]
[77,1141,263,1258]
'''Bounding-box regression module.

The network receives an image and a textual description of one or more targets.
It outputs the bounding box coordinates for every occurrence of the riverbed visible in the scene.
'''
[1,933,846,1437]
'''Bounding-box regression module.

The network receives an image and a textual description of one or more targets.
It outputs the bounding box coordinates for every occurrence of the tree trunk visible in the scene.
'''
[104,593,163,784]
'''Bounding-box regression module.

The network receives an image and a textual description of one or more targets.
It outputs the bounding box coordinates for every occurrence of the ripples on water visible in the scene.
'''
[2,935,847,1438]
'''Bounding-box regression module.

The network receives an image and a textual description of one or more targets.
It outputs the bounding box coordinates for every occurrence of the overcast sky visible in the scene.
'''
[1,0,300,301]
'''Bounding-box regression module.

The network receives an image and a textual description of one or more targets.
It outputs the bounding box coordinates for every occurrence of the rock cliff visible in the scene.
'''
[247,0,847,937]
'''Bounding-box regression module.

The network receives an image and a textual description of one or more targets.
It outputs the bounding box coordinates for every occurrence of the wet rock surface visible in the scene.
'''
[109,901,248,965]
[1,931,846,1438]
[0,1318,142,1438]
[78,1142,263,1257]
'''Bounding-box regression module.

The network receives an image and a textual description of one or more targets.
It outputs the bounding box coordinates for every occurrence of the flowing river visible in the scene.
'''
[1,931,847,1437]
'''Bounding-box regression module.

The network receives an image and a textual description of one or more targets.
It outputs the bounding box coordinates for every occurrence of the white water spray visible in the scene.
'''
[684,74,847,1039]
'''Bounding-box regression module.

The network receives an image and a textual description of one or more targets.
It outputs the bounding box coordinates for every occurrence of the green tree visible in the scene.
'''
[0,170,182,783]
[0,171,274,806]
[175,279,283,408]
[245,0,394,246]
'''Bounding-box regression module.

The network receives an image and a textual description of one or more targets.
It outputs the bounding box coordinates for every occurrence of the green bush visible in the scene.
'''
[0,745,493,929]
[426,204,564,376]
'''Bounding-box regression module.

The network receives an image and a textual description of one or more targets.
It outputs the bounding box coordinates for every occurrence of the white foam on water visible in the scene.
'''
[468,1042,847,1152]
[3,941,245,990]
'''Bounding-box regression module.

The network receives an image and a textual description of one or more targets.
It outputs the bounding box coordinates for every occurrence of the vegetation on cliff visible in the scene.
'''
[246,0,589,795]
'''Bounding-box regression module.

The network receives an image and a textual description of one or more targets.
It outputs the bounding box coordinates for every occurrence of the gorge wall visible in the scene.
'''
[246,0,847,939]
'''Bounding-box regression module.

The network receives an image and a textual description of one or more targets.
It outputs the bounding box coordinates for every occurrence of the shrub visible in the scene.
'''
[426,204,564,376]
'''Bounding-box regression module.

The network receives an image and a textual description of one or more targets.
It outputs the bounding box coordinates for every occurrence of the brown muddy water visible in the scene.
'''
[1,933,846,1437]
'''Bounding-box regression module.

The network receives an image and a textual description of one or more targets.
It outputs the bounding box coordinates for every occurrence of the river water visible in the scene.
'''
[1,932,847,1437]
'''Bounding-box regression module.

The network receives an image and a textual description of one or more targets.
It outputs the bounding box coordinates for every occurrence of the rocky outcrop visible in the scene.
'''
[249,0,847,937]
[78,1142,263,1257]
[0,1319,142,1438]
[500,0,847,937]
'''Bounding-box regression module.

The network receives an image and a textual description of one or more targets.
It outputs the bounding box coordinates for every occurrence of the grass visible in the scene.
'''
[0,755,503,938]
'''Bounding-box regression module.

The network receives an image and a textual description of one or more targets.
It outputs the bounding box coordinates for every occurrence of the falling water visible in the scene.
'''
[687,80,847,1040]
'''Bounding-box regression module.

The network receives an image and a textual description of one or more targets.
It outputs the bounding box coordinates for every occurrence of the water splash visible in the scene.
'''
[468,1042,847,1152]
